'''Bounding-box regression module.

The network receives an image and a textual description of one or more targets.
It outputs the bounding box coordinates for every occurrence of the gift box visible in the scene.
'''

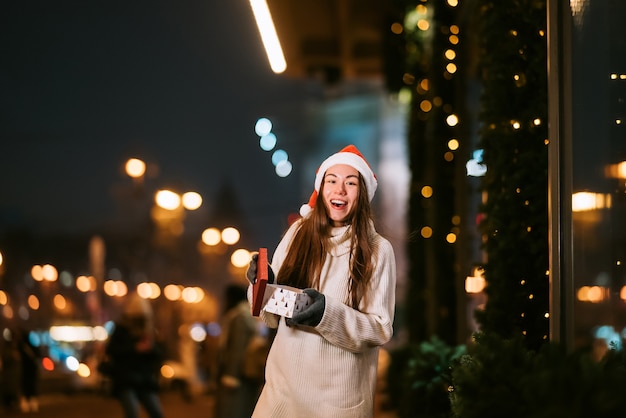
[262,284,311,318]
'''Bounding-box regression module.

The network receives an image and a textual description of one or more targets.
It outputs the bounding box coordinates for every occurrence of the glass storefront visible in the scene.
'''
[550,0,626,353]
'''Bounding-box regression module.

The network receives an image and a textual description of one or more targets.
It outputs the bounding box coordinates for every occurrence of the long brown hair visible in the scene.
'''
[277,174,375,309]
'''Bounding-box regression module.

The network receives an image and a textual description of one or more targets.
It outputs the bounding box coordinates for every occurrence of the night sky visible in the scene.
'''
[0,1,320,248]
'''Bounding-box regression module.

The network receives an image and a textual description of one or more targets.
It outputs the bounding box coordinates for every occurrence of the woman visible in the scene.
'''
[247,144,396,417]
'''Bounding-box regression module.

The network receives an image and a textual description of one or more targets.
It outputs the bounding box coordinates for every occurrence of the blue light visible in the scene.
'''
[271,149,288,166]
[260,133,277,151]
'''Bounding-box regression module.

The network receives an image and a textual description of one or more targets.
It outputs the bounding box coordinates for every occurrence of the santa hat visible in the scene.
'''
[300,144,377,217]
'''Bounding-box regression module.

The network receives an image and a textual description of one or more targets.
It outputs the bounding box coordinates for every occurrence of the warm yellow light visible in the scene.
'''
[446,233,457,243]
[444,49,456,60]
[164,284,182,301]
[417,19,430,31]
[447,0,458,6]
[448,139,459,150]
[149,282,161,299]
[182,192,202,210]
[572,192,612,212]
[421,226,433,238]
[28,295,39,310]
[42,264,58,281]
[155,190,181,210]
[391,22,403,35]
[77,363,91,378]
[104,280,127,297]
[31,265,44,281]
[137,282,161,300]
[202,228,221,246]
[465,276,486,293]
[421,186,433,198]
[231,249,252,268]
[53,294,67,310]
[125,158,146,178]
[446,114,459,126]
[182,287,204,304]
[420,100,432,112]
[76,275,96,292]
[577,285,608,303]
[446,63,457,74]
[161,364,175,379]
[0,251,3,266]
[606,161,626,179]
[0,290,7,305]
[511,121,521,130]
[249,0,286,74]
[449,35,459,45]
[221,227,240,245]
[137,282,153,299]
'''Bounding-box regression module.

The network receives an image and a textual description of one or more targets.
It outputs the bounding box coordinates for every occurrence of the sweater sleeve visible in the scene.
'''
[314,237,396,353]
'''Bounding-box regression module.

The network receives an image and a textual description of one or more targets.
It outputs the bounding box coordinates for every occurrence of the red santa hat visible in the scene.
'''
[299,144,377,217]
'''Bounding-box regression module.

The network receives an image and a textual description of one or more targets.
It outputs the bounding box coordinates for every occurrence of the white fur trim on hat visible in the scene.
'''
[314,150,377,200]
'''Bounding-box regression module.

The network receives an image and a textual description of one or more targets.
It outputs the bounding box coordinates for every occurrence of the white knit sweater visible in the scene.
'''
[250,220,396,418]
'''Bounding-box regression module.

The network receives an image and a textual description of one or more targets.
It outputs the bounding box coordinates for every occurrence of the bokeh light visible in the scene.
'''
[202,228,221,246]
[190,323,207,342]
[182,192,202,210]
[221,227,240,245]
[271,149,288,166]
[125,158,146,178]
[255,118,272,137]
[276,160,292,177]
[231,249,252,268]
[164,284,183,301]
[155,189,181,210]
[260,133,277,151]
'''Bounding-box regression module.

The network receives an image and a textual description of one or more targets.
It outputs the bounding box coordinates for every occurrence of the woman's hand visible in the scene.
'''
[286,289,325,327]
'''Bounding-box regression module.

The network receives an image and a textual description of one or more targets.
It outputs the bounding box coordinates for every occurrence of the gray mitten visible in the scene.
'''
[245,252,274,285]
[245,252,259,284]
[286,288,325,327]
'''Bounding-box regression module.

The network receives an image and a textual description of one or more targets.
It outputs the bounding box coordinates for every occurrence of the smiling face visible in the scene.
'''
[321,164,361,226]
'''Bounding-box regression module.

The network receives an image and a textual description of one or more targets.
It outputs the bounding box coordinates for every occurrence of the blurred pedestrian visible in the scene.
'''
[215,284,263,418]
[246,144,397,417]
[17,328,40,413]
[105,293,165,418]
[1,329,21,414]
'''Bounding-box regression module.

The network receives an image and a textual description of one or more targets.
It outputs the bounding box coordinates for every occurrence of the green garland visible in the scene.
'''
[389,0,549,349]
[472,0,549,350]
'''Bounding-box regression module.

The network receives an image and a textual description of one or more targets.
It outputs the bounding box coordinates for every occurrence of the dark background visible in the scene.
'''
[0,0,321,247]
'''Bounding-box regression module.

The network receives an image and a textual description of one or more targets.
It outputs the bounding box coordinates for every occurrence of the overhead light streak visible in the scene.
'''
[249,0,287,74]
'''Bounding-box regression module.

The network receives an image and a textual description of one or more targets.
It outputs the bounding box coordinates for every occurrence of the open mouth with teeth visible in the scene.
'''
[330,199,347,208]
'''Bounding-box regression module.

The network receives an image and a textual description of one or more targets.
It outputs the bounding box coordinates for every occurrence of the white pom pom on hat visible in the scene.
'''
[299,144,377,217]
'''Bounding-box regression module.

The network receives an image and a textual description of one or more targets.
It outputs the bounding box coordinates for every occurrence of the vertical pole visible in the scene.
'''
[547,0,574,350]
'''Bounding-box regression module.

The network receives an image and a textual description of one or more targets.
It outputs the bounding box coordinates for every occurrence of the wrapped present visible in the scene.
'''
[251,248,269,317]
[262,284,311,318]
